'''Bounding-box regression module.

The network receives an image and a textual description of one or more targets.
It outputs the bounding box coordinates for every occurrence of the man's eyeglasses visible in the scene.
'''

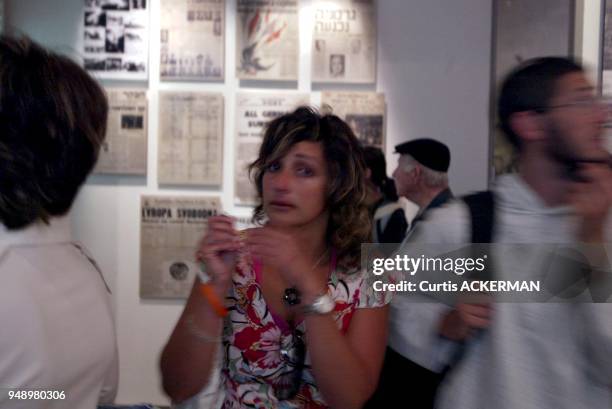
[273,326,306,401]
[545,96,612,111]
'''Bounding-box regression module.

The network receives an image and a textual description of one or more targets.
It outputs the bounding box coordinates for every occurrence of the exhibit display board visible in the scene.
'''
[311,0,377,83]
[140,195,220,299]
[95,88,148,175]
[236,0,299,81]
[82,0,150,79]
[157,92,224,186]
[321,91,385,149]
[160,0,225,81]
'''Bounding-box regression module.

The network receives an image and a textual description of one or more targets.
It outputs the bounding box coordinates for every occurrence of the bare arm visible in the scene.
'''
[304,305,389,409]
[159,281,225,403]
[160,216,239,403]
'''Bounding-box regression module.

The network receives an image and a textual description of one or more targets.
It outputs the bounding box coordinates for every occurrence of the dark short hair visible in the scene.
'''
[0,36,108,229]
[498,57,583,150]
[249,107,371,270]
[363,146,398,202]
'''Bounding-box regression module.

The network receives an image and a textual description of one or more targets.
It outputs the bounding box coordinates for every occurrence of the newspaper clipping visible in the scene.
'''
[158,92,224,186]
[236,0,299,81]
[94,88,148,175]
[160,0,225,81]
[494,0,573,176]
[322,91,385,149]
[603,1,612,94]
[234,92,309,205]
[311,0,376,83]
[140,195,220,299]
[83,0,149,79]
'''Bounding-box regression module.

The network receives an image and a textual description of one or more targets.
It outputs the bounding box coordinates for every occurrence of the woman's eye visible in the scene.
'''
[267,162,281,172]
[296,166,314,176]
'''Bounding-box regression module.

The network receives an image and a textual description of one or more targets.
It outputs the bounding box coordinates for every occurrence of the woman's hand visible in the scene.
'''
[196,215,242,295]
[244,226,327,298]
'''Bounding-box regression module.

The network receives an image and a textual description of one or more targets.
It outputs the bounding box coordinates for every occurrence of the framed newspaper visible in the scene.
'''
[140,195,221,299]
[160,0,225,81]
[491,0,574,178]
[82,0,149,80]
[234,92,310,205]
[94,88,148,175]
[602,0,612,94]
[158,91,224,186]
[311,0,377,84]
[236,0,299,81]
[321,91,385,149]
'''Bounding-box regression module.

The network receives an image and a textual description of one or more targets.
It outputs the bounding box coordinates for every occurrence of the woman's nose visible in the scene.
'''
[271,169,291,191]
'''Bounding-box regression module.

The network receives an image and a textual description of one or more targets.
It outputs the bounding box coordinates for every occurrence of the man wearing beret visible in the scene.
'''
[392,138,454,230]
[365,138,454,409]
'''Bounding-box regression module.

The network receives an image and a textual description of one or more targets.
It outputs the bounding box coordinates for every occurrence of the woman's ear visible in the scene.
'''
[509,111,547,144]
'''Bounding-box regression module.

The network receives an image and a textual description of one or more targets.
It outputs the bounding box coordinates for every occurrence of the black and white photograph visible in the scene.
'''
[122,58,146,73]
[85,27,104,41]
[106,57,123,71]
[121,114,144,129]
[131,0,147,9]
[105,26,125,53]
[84,27,105,54]
[329,54,345,78]
[82,0,149,79]
[346,114,383,147]
[101,0,129,11]
[168,262,189,281]
[85,10,106,26]
[84,58,106,70]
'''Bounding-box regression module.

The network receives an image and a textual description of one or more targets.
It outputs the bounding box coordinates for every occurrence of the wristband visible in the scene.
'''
[198,267,228,318]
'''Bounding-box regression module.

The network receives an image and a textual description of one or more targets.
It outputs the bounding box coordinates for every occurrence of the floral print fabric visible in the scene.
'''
[220,257,390,408]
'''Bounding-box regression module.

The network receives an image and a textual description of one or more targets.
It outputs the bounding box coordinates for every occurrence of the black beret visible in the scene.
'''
[394,138,451,172]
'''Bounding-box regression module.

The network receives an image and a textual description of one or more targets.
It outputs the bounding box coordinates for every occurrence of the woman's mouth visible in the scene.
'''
[269,200,295,210]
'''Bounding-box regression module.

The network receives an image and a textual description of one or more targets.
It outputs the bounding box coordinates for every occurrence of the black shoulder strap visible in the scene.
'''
[438,191,496,380]
[462,191,495,243]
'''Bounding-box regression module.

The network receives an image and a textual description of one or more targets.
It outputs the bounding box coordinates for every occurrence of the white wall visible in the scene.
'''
[580,0,603,81]
[378,0,492,194]
[5,0,497,405]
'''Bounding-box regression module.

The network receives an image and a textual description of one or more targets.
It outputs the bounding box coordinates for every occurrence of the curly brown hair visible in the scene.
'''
[249,107,371,271]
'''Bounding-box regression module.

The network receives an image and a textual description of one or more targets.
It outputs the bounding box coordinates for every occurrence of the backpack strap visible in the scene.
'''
[462,191,495,243]
[439,191,496,377]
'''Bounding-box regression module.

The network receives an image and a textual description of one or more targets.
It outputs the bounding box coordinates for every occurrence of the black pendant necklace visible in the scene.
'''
[282,249,328,307]
[283,287,301,305]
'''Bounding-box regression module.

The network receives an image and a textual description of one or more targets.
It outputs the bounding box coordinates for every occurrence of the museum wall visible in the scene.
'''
[4,0,602,405]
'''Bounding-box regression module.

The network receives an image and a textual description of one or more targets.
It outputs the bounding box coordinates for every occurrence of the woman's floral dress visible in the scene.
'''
[219,254,390,408]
